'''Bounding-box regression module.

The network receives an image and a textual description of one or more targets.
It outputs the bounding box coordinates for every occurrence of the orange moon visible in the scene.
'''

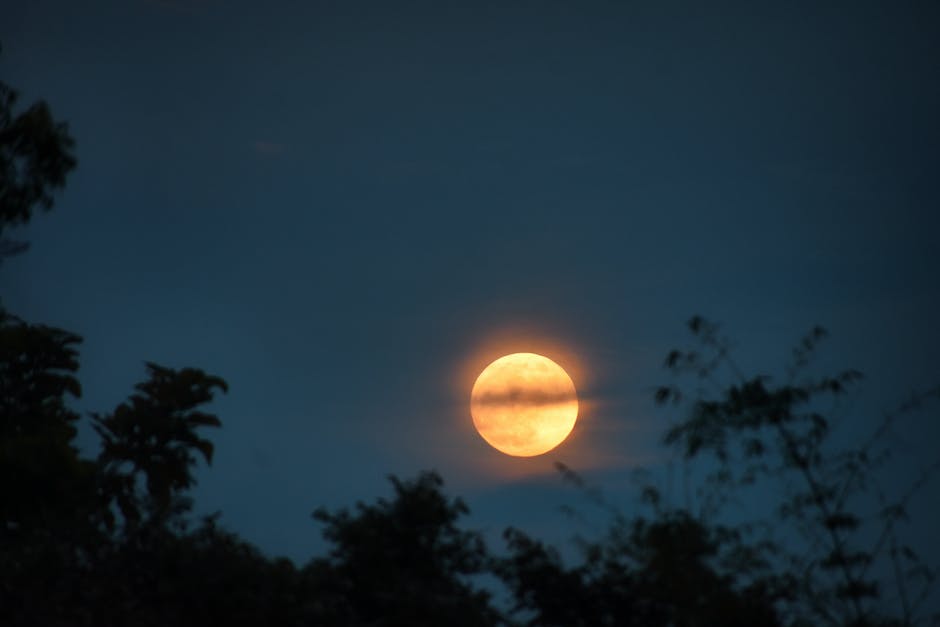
[470,353,579,457]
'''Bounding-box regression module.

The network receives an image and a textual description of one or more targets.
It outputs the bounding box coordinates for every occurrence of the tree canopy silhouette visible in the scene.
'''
[0,46,76,258]
[651,317,940,626]
[307,472,499,626]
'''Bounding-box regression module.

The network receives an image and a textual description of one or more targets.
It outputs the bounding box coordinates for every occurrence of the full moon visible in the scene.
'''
[470,353,579,457]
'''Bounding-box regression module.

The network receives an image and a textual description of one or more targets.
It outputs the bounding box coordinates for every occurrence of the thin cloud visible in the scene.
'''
[143,0,220,14]
[473,389,577,407]
[253,141,286,156]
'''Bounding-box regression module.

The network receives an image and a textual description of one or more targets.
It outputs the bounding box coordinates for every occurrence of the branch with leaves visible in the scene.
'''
[656,317,940,626]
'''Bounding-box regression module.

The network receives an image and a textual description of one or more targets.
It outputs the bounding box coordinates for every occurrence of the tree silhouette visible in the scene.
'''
[93,363,227,532]
[308,472,502,626]
[0,45,76,259]
[0,312,103,626]
[498,496,782,626]
[653,317,940,626]
[0,315,230,625]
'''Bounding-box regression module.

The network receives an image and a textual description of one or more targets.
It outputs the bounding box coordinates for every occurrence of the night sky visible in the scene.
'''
[4,0,939,565]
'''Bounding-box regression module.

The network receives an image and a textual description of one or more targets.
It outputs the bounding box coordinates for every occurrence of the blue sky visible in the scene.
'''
[3,0,939,565]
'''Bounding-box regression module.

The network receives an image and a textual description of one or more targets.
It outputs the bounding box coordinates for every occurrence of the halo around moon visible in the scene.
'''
[470,353,579,457]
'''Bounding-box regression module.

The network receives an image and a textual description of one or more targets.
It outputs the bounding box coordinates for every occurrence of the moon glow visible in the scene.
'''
[470,353,579,457]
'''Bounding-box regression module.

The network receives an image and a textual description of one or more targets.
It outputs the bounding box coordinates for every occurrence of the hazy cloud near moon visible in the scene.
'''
[472,388,577,407]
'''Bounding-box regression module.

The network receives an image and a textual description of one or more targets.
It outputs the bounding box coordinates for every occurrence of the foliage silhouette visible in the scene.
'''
[93,362,227,531]
[308,472,501,626]
[0,44,76,259]
[498,510,781,626]
[0,312,102,625]
[0,311,230,625]
[651,316,940,626]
